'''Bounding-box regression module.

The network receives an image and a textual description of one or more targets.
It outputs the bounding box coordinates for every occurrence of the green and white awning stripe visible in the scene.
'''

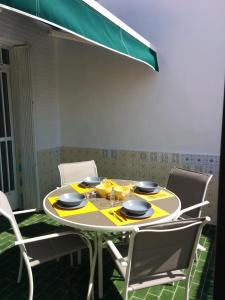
[0,0,159,71]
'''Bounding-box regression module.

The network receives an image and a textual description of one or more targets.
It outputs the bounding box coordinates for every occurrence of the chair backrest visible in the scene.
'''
[0,191,23,243]
[166,167,212,217]
[58,160,98,186]
[128,217,208,285]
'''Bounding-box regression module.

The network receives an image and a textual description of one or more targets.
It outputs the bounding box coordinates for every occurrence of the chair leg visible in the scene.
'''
[197,243,206,252]
[17,254,23,283]
[123,277,130,300]
[77,250,82,265]
[123,288,128,300]
[185,274,191,300]
[23,254,34,300]
[195,243,206,262]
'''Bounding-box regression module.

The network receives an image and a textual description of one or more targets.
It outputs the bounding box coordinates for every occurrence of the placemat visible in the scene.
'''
[48,196,98,217]
[101,204,169,226]
[136,189,175,201]
[70,183,94,194]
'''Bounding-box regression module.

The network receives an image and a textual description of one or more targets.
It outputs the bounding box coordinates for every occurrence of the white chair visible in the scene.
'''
[58,160,98,265]
[0,191,95,300]
[166,167,212,254]
[106,217,210,300]
[58,160,98,186]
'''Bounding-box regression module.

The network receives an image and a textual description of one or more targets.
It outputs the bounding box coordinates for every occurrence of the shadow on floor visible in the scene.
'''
[0,246,92,300]
[0,213,216,300]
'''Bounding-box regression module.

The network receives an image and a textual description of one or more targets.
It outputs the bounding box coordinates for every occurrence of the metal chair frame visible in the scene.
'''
[167,167,213,219]
[167,167,212,255]
[0,192,95,300]
[106,217,210,300]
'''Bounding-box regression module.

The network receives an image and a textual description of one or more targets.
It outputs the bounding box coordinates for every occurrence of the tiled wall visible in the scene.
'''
[37,147,61,200]
[37,147,219,224]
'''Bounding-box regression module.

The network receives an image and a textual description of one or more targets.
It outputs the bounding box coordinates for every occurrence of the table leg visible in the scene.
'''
[87,235,97,300]
[97,232,103,299]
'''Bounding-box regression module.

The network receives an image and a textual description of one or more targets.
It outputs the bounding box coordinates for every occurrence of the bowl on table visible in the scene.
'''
[95,183,111,198]
[122,199,151,215]
[135,181,159,193]
[58,192,85,207]
[95,179,117,198]
[82,176,103,186]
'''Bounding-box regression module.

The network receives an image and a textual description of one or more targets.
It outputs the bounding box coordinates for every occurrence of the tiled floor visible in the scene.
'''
[0,212,215,300]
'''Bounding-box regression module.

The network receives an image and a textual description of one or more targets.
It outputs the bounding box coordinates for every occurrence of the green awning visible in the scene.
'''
[0,0,159,71]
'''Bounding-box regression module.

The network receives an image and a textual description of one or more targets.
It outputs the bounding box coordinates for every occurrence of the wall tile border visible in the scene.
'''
[37,147,219,224]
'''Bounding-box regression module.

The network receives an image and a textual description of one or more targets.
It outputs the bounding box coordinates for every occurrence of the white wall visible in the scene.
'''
[1,1,224,155]
[0,10,60,150]
[58,0,225,155]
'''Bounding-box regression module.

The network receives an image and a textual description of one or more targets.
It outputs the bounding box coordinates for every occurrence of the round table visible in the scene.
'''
[43,180,181,298]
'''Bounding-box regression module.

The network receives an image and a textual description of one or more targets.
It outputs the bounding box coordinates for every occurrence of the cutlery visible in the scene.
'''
[120,214,127,221]
[110,211,123,222]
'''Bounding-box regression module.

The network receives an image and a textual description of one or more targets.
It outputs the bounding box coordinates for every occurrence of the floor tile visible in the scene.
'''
[0,214,216,300]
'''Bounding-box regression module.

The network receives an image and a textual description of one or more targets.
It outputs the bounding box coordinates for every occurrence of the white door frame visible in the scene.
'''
[10,44,39,209]
[0,48,18,209]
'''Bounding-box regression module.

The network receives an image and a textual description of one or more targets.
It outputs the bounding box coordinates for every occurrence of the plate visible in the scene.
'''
[58,192,85,206]
[82,176,104,186]
[134,186,160,195]
[135,181,159,192]
[122,199,151,215]
[56,200,87,210]
[120,207,154,219]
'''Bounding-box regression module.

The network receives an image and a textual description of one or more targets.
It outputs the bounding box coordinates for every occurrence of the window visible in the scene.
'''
[0,48,10,65]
